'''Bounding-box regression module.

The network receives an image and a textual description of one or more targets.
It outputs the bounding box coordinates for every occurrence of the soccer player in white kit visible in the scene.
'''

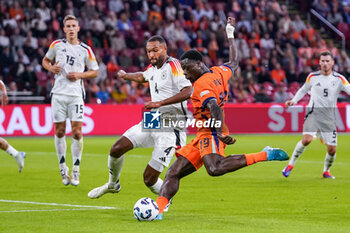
[0,80,26,172]
[88,35,192,199]
[42,15,99,186]
[283,51,350,179]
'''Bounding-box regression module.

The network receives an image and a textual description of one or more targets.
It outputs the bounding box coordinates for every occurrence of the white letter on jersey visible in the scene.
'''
[286,105,303,131]
[83,106,94,134]
[7,107,30,134]
[31,107,53,135]
[268,105,285,132]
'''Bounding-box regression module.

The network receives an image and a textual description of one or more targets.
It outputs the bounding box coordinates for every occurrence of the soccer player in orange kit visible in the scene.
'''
[155,17,289,220]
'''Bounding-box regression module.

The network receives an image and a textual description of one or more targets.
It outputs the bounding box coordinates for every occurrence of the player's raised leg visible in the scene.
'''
[201,147,288,177]
[54,122,70,185]
[71,121,83,186]
[88,136,133,198]
[0,137,26,172]
[282,134,312,177]
[323,145,336,179]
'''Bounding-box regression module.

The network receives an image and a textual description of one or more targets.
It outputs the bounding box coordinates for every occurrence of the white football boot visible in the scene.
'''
[71,170,80,186]
[88,182,121,199]
[15,152,26,172]
[60,166,70,186]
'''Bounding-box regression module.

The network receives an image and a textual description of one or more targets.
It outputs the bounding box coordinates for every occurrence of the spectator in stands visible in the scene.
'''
[117,10,133,33]
[109,0,124,14]
[273,83,291,103]
[110,30,126,52]
[237,14,252,33]
[81,0,97,19]
[107,55,119,75]
[313,0,331,19]
[327,6,343,26]
[254,86,272,103]
[3,12,18,29]
[96,81,110,104]
[95,56,107,85]
[31,12,48,38]
[270,62,287,85]
[9,1,24,22]
[261,33,275,51]
[0,29,10,48]
[165,0,177,21]
[0,47,14,76]
[291,14,306,33]
[21,65,37,92]
[257,65,272,83]
[36,1,50,22]
[23,0,36,19]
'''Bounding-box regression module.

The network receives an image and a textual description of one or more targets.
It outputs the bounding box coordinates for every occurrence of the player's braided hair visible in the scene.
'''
[180,49,203,62]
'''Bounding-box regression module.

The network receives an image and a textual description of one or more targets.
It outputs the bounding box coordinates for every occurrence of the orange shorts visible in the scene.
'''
[176,133,226,170]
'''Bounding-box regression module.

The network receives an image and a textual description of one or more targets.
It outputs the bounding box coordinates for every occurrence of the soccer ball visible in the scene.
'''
[133,197,159,221]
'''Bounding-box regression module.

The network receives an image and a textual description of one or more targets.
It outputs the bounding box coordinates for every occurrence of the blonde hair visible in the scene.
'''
[63,15,78,25]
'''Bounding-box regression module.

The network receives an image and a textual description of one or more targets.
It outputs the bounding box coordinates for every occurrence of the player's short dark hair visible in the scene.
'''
[180,49,203,62]
[319,51,334,59]
[147,35,166,44]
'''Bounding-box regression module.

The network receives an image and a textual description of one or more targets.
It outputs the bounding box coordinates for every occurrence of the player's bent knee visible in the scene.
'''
[110,144,125,158]
[328,147,336,155]
[71,131,82,140]
[205,166,221,177]
[143,173,159,187]
[55,130,65,138]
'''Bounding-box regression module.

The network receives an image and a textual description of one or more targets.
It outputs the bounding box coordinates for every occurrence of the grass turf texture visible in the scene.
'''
[0,135,349,233]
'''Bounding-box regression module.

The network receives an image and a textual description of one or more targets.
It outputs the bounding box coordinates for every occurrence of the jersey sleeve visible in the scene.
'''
[169,60,192,90]
[193,79,217,108]
[45,40,60,60]
[218,64,233,82]
[142,64,152,81]
[84,46,99,70]
[339,74,350,95]
[291,73,312,103]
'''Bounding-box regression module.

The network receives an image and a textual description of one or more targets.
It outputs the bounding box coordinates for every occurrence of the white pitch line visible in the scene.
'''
[0,208,99,213]
[0,199,118,209]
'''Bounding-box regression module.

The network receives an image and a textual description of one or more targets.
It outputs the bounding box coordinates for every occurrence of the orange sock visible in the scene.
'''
[244,152,267,166]
[156,196,169,214]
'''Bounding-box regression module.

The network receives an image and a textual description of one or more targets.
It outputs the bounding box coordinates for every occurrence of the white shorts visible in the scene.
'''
[51,94,85,123]
[303,113,337,146]
[123,121,186,172]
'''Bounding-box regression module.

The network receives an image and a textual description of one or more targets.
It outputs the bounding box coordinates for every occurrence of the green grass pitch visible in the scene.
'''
[0,135,349,233]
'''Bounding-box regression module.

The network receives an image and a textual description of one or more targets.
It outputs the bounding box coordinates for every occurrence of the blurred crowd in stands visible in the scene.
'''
[0,0,349,104]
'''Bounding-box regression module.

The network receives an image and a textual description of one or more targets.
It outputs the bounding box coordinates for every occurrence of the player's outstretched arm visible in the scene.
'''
[207,99,236,145]
[223,17,239,71]
[117,70,146,83]
[0,80,8,107]
[144,86,192,109]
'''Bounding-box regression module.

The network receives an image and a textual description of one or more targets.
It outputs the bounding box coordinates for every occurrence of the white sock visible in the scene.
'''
[6,145,19,157]
[323,153,336,172]
[108,155,124,184]
[55,135,67,171]
[289,140,306,166]
[71,137,83,172]
[149,178,163,195]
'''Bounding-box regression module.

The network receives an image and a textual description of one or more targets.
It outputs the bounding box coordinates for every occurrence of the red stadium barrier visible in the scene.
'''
[0,104,349,136]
